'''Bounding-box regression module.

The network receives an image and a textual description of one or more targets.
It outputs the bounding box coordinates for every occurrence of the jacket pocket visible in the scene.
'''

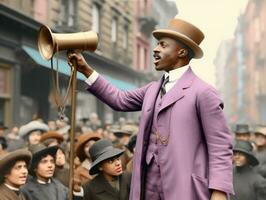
[191,174,211,200]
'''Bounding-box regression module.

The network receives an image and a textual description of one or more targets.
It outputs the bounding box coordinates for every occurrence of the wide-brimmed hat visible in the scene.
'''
[234,124,250,134]
[40,131,64,144]
[75,132,102,162]
[233,140,258,166]
[28,143,58,174]
[0,121,7,130]
[89,139,124,175]
[0,149,32,177]
[254,126,266,137]
[152,18,204,59]
[19,120,49,139]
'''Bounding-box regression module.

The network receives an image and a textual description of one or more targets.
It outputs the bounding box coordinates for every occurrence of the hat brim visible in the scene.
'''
[0,149,32,173]
[30,145,58,173]
[89,148,124,175]
[153,29,203,59]
[233,149,259,166]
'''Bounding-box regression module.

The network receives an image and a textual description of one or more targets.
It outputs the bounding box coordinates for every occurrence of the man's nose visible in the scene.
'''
[153,45,160,53]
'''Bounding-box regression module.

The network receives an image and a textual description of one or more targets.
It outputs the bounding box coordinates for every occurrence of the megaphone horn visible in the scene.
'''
[38,25,98,60]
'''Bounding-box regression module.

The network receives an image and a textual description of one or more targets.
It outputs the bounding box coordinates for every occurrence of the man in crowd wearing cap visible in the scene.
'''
[77,139,131,200]
[68,17,233,200]
[233,124,251,141]
[254,126,266,178]
[231,140,266,200]
[21,144,68,200]
[0,149,32,200]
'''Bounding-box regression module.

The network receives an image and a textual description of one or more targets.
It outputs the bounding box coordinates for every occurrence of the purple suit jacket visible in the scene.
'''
[87,67,234,200]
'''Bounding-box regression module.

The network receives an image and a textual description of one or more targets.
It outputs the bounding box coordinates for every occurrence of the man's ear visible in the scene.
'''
[178,49,188,57]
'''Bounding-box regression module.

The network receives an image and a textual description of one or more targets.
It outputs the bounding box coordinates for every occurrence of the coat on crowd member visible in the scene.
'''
[254,126,266,178]
[40,131,69,187]
[0,149,32,200]
[231,140,266,200]
[19,120,49,147]
[74,132,101,185]
[234,124,251,141]
[81,139,131,200]
[125,134,137,172]
[21,144,68,200]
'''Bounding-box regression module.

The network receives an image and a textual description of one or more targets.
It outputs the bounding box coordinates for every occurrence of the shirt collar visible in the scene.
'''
[4,183,20,191]
[164,64,190,82]
[37,178,51,184]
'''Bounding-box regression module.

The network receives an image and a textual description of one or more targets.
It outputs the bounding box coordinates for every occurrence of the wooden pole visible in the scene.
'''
[68,59,77,200]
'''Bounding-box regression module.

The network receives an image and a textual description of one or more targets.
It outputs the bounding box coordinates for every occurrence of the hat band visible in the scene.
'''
[92,146,113,161]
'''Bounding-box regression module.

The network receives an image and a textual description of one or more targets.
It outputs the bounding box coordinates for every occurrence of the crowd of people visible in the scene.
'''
[231,124,266,199]
[0,113,138,200]
[1,115,266,200]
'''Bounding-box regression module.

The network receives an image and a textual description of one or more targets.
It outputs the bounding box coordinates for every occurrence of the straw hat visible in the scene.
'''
[152,18,204,58]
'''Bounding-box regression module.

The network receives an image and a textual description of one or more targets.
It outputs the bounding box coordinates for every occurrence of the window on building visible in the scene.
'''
[123,25,129,49]
[92,4,100,33]
[58,0,76,27]
[0,66,10,124]
[111,17,118,43]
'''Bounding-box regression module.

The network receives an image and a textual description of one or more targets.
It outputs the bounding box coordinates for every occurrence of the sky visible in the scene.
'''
[167,0,249,86]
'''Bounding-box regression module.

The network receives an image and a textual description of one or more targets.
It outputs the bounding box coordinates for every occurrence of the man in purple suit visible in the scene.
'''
[68,18,233,200]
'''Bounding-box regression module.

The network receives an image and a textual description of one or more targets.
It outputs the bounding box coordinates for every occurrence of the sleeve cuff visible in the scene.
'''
[73,187,84,197]
[85,70,99,86]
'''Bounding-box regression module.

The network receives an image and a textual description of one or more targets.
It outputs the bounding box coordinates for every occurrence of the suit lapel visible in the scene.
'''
[158,67,195,114]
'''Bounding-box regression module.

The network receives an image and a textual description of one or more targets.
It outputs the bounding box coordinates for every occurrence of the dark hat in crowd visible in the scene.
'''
[75,132,102,162]
[254,126,266,137]
[152,18,204,59]
[89,139,124,175]
[0,136,8,150]
[0,121,7,130]
[0,149,32,181]
[233,140,259,166]
[19,120,49,139]
[126,134,137,153]
[40,131,64,145]
[28,143,58,175]
[234,124,250,134]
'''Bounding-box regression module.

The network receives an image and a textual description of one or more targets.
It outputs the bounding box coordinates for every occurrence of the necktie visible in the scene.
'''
[160,76,169,97]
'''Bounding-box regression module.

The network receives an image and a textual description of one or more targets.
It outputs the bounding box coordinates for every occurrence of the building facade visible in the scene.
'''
[215,0,266,125]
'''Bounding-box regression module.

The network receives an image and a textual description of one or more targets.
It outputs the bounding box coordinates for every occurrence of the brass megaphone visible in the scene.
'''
[38,25,98,60]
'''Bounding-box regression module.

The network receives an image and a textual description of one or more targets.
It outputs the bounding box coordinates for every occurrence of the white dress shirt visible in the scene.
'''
[163,65,190,93]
